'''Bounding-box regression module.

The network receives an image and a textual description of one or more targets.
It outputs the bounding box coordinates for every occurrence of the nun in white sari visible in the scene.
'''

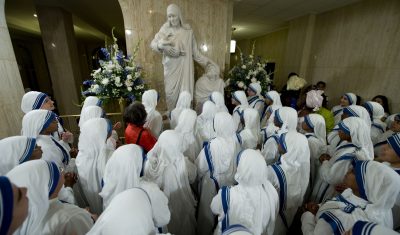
[350,221,400,235]
[196,112,240,235]
[170,91,192,129]
[78,105,104,128]
[261,107,298,164]
[313,117,374,203]
[210,91,229,113]
[211,149,279,235]
[22,110,70,168]
[266,131,310,235]
[76,118,113,214]
[302,160,400,234]
[364,101,387,144]
[232,91,249,131]
[302,114,327,198]
[331,92,357,126]
[88,188,170,235]
[260,105,281,144]
[6,160,60,235]
[260,90,282,127]
[196,100,217,145]
[247,82,265,117]
[175,109,200,162]
[142,89,163,138]
[81,96,102,109]
[237,108,260,149]
[0,136,39,175]
[100,144,153,209]
[144,130,197,235]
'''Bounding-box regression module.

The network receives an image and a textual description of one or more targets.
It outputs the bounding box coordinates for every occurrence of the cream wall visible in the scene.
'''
[306,0,400,112]
[118,0,233,110]
[236,0,400,113]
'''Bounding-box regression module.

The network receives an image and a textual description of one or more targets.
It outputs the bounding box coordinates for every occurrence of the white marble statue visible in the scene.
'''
[151,4,209,111]
[195,61,225,113]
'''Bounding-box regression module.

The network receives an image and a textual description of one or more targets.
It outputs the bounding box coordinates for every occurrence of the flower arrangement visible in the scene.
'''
[226,42,273,93]
[82,28,146,102]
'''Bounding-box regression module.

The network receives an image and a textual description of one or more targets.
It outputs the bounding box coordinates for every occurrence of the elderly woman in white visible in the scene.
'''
[151,3,209,111]
[144,130,197,235]
[211,149,279,235]
[196,112,241,235]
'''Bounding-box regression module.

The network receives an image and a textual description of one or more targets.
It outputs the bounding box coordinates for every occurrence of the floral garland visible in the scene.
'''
[82,28,146,102]
[226,42,273,93]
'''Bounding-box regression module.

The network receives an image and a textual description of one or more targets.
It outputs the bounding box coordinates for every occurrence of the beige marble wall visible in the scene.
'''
[36,6,82,115]
[234,28,289,89]
[307,0,400,112]
[118,0,233,110]
[0,0,25,138]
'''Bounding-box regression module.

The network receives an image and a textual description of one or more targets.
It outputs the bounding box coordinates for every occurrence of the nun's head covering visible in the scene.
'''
[210,91,229,113]
[363,101,385,121]
[338,117,374,160]
[82,96,102,110]
[0,136,37,175]
[6,160,60,235]
[175,91,192,109]
[242,108,260,143]
[142,89,158,116]
[387,133,400,157]
[248,82,262,96]
[21,91,48,114]
[214,112,236,139]
[78,106,104,127]
[262,90,282,107]
[352,160,400,224]
[343,105,372,127]
[235,149,265,186]
[88,187,170,235]
[277,131,310,208]
[232,90,249,107]
[175,109,197,134]
[306,90,324,111]
[343,93,357,106]
[78,118,110,157]
[100,144,146,209]
[304,114,326,145]
[351,220,399,235]
[222,224,253,235]
[0,176,15,235]
[199,101,217,120]
[22,110,57,138]
[274,107,298,132]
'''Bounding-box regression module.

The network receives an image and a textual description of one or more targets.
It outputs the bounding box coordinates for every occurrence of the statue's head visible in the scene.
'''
[167,4,182,28]
[206,62,220,80]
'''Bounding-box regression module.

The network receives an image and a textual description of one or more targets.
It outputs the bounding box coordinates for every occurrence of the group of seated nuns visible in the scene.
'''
[1,82,400,235]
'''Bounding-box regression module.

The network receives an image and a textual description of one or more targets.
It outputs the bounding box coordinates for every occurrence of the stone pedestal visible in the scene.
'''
[118,0,233,110]
[36,6,82,115]
[0,0,26,138]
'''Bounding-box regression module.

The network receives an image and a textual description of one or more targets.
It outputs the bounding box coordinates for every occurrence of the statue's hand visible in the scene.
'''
[164,46,181,57]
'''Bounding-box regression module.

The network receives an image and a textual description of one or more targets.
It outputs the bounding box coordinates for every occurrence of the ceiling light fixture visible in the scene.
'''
[230,27,237,53]
[33,13,37,18]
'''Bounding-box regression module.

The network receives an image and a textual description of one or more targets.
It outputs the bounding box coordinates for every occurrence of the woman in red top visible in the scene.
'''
[124,102,157,152]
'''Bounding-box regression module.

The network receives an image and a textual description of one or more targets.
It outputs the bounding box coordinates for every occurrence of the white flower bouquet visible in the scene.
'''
[227,43,273,93]
[82,28,146,102]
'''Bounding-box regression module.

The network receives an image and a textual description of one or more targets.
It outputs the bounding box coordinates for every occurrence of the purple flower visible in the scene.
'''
[83,80,95,86]
[100,48,111,60]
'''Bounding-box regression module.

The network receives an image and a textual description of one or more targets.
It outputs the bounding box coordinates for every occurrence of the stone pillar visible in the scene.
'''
[36,6,81,115]
[118,0,233,110]
[0,0,25,138]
